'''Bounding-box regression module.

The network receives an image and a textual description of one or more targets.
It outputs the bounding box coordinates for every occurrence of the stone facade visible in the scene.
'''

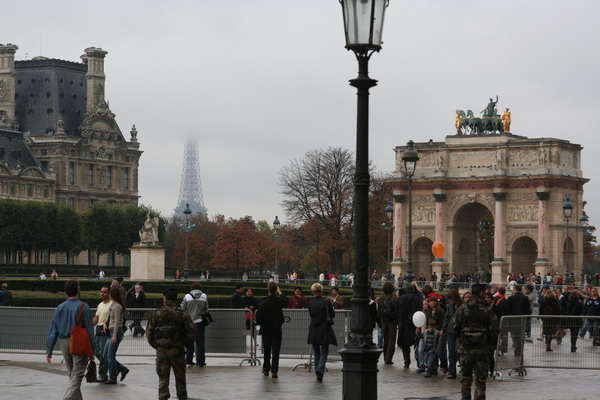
[389,134,588,283]
[0,44,142,266]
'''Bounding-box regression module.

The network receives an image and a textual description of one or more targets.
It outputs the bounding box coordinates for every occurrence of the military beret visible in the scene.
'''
[471,283,486,294]
[163,287,177,296]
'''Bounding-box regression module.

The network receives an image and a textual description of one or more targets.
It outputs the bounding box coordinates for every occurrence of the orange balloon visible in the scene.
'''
[432,241,445,258]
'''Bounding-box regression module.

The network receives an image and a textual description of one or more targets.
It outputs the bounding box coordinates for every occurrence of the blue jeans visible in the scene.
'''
[186,322,206,366]
[313,343,329,377]
[446,333,460,376]
[103,328,126,382]
[417,339,424,369]
[423,351,436,374]
[579,319,588,337]
[95,334,109,380]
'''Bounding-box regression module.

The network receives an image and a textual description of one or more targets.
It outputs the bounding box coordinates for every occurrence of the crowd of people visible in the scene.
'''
[39,272,599,400]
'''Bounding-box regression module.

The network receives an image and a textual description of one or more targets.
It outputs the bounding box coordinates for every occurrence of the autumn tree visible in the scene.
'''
[211,216,262,273]
[279,147,355,272]
[169,213,220,272]
[367,172,394,272]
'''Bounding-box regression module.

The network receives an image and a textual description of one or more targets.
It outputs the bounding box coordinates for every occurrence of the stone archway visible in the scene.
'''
[452,202,493,273]
[510,236,537,275]
[413,237,434,280]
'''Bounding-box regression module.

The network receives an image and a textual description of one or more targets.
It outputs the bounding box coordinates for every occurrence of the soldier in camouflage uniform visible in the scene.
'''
[452,283,499,400]
[146,288,196,400]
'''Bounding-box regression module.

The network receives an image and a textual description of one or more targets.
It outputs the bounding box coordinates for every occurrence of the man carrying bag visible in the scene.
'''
[46,279,95,400]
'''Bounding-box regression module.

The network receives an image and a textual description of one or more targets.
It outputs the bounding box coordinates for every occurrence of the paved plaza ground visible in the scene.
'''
[0,350,595,400]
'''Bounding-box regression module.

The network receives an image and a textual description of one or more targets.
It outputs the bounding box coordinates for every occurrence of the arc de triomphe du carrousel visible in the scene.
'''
[388,100,588,284]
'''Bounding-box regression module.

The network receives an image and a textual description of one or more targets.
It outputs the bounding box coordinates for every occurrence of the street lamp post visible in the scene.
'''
[401,140,420,284]
[337,1,388,399]
[580,213,589,286]
[273,216,280,278]
[563,199,573,282]
[384,201,394,281]
[180,203,196,281]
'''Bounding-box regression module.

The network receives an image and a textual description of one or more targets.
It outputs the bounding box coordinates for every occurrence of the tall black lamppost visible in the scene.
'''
[401,140,419,284]
[562,198,573,281]
[273,216,280,278]
[337,1,388,399]
[180,203,196,280]
[580,213,589,286]
[383,201,394,281]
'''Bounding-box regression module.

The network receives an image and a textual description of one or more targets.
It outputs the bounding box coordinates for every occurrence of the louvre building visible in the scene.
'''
[0,43,142,265]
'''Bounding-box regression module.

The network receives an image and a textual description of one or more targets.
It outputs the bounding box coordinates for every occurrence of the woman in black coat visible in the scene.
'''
[307,283,338,382]
[539,289,561,351]
[565,292,584,352]
[396,284,423,368]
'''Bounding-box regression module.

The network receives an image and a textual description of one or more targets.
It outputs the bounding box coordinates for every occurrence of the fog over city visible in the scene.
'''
[4,0,599,226]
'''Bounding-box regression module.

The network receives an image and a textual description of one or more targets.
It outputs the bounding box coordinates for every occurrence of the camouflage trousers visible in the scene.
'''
[156,346,187,400]
[459,353,489,400]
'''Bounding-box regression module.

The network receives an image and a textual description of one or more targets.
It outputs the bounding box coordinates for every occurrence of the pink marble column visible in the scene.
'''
[393,194,405,259]
[433,194,446,246]
[493,192,507,260]
[536,191,550,259]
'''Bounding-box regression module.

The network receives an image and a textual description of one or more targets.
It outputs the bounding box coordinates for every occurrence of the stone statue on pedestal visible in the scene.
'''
[139,214,159,245]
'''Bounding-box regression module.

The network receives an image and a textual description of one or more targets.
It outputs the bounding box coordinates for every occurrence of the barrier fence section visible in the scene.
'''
[494,315,600,377]
[0,307,351,362]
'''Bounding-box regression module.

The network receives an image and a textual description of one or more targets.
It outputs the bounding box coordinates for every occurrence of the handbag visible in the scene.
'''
[325,300,334,326]
[70,302,94,358]
[85,360,97,383]
[202,311,214,326]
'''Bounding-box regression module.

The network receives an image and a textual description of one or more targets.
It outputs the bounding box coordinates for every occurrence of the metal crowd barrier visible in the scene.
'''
[0,307,351,363]
[494,315,600,379]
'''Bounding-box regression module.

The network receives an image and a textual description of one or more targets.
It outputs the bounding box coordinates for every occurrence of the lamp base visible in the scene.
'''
[339,347,382,400]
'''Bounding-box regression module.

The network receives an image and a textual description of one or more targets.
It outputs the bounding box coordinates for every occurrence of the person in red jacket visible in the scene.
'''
[288,287,308,309]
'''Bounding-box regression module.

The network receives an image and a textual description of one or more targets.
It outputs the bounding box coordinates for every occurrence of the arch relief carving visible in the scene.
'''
[507,230,538,248]
[413,195,433,204]
[418,152,435,168]
[413,206,435,223]
[414,229,434,243]
[507,204,539,222]
[506,193,538,202]
[446,194,495,221]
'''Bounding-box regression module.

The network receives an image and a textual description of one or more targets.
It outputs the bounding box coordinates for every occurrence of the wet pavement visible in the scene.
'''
[0,350,595,400]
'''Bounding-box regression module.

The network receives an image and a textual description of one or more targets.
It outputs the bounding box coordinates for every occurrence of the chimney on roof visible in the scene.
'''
[81,46,108,114]
[0,43,19,130]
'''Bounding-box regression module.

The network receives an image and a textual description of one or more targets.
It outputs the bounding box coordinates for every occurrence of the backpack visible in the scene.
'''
[461,326,488,348]
[460,303,491,348]
[380,297,393,322]
[154,306,192,348]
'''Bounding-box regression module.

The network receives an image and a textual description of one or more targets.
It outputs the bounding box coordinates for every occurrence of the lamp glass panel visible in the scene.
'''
[342,0,386,47]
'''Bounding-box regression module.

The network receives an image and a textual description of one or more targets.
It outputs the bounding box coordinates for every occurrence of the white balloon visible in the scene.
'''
[412,311,426,327]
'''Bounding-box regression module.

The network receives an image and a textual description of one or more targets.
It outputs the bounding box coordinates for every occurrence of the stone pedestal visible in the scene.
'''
[534,259,552,278]
[391,259,406,281]
[490,259,509,284]
[431,259,449,278]
[130,245,166,280]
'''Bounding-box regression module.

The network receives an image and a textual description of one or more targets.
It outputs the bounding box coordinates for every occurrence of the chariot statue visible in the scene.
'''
[455,96,508,135]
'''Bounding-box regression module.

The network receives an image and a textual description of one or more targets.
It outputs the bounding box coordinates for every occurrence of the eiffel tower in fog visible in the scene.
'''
[174,140,207,216]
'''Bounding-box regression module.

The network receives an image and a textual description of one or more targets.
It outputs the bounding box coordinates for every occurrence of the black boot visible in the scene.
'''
[571,336,577,352]
[545,335,553,351]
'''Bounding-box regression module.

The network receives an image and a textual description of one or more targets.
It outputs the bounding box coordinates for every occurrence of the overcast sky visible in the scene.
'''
[5,0,600,227]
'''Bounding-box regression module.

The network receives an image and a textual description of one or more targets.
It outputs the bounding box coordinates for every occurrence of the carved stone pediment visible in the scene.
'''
[20,167,44,179]
[81,101,117,131]
[0,164,10,175]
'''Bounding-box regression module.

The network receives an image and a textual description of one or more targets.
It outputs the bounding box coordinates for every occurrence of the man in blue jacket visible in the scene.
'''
[46,279,95,400]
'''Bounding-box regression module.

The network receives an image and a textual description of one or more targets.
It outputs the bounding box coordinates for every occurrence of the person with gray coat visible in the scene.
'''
[181,283,208,366]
